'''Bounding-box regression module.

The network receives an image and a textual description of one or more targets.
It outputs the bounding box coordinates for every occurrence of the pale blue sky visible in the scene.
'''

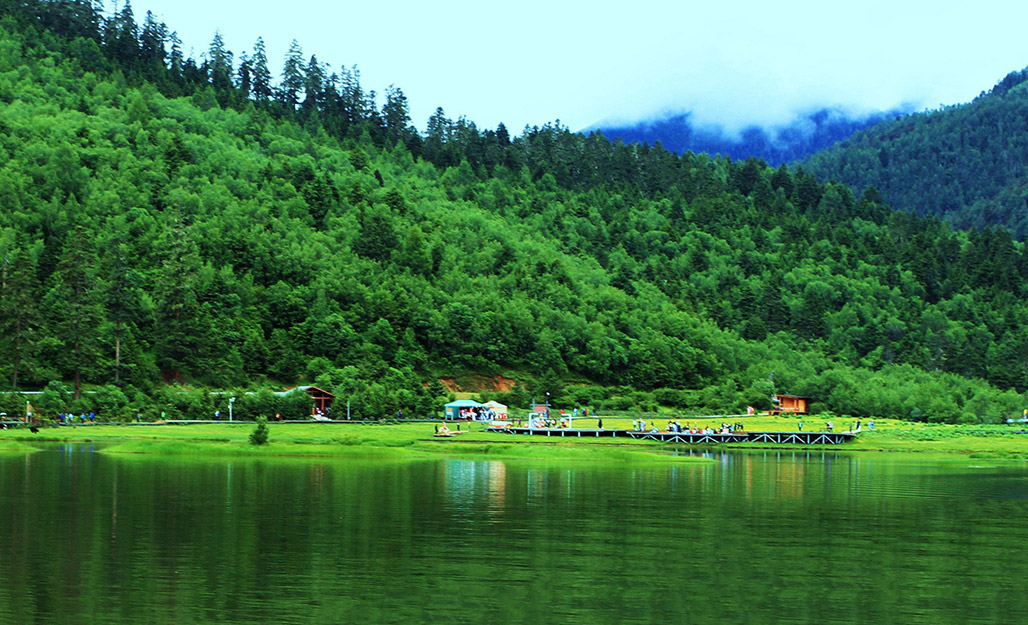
[127,0,1028,133]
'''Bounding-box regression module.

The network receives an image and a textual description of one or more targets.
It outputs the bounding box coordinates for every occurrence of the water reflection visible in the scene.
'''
[437,450,882,513]
[1,448,1027,625]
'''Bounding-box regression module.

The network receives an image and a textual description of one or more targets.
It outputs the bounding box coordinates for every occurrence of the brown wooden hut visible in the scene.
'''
[278,385,335,415]
[772,394,809,415]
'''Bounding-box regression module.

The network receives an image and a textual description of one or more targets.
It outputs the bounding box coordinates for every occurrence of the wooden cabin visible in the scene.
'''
[277,385,335,415]
[772,394,809,415]
[301,386,334,415]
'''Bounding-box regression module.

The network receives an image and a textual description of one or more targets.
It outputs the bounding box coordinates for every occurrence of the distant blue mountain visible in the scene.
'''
[588,108,906,164]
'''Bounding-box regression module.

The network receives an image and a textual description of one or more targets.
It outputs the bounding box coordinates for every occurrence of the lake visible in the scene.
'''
[1,446,1027,624]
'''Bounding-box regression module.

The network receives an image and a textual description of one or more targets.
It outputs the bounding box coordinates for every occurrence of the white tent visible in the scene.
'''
[483,400,508,419]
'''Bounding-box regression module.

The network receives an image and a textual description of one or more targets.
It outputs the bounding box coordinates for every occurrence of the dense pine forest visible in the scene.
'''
[0,1,1026,422]
[806,68,1028,240]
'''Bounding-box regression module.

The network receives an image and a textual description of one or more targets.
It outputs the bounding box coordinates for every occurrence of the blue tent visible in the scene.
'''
[444,400,483,420]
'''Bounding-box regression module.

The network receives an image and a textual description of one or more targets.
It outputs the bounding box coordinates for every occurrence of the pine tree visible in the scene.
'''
[154,214,202,381]
[36,0,104,40]
[302,54,326,113]
[46,227,104,399]
[167,30,185,79]
[382,85,413,145]
[207,31,233,91]
[279,39,305,109]
[338,65,366,124]
[0,245,39,389]
[236,52,252,98]
[138,10,167,77]
[251,38,272,102]
[424,107,453,165]
[770,163,793,195]
[249,416,269,445]
[102,239,144,385]
[354,205,398,262]
[104,0,139,68]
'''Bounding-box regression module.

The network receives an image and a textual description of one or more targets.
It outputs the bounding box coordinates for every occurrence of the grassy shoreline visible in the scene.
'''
[2,416,1028,460]
[0,439,40,454]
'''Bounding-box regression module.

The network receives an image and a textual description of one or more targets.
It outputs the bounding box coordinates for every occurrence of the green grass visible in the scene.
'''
[100,439,426,459]
[0,439,39,454]
[3,416,1028,459]
[0,421,713,462]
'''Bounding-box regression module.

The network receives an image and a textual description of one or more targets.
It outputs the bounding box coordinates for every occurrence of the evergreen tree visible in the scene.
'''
[102,238,145,385]
[382,85,413,145]
[279,39,305,108]
[251,37,273,102]
[207,30,234,91]
[46,227,104,399]
[167,30,185,78]
[236,52,252,98]
[301,54,326,113]
[354,205,398,262]
[153,215,202,381]
[104,0,139,68]
[138,10,168,78]
[249,415,269,444]
[0,245,39,389]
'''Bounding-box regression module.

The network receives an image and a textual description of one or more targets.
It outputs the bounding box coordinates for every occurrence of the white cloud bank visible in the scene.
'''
[135,0,1028,132]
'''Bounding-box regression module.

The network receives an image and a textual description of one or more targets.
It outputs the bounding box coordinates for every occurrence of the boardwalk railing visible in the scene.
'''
[486,427,855,445]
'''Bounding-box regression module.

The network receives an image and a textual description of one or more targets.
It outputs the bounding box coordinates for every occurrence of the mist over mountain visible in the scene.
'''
[589,108,906,164]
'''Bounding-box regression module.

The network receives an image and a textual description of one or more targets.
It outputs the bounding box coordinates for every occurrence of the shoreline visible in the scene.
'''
[3,417,1028,460]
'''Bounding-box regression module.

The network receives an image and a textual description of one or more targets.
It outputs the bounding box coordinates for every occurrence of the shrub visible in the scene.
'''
[249,416,269,445]
[570,385,603,407]
[34,381,72,418]
[604,395,635,411]
[91,385,131,421]
[652,388,687,408]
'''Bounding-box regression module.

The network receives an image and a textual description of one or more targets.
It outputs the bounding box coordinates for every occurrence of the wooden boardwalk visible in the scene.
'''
[485,427,856,445]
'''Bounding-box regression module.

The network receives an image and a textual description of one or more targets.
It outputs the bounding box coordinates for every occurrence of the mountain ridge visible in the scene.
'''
[0,3,1026,424]
[803,68,1028,239]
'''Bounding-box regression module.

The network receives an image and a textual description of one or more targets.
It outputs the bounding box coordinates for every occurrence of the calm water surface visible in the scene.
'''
[1,447,1027,624]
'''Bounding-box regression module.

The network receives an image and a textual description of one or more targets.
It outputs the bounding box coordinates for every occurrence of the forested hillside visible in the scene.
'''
[0,1,1026,422]
[805,69,1028,239]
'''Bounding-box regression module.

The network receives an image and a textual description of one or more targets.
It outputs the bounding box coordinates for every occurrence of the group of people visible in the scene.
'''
[57,412,96,424]
[458,407,500,421]
[523,407,596,429]
[676,421,743,434]
[797,419,873,432]
[529,416,560,428]
[632,420,744,434]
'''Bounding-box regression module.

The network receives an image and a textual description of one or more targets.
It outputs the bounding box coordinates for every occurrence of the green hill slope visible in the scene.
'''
[804,69,1028,239]
[0,4,1026,422]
